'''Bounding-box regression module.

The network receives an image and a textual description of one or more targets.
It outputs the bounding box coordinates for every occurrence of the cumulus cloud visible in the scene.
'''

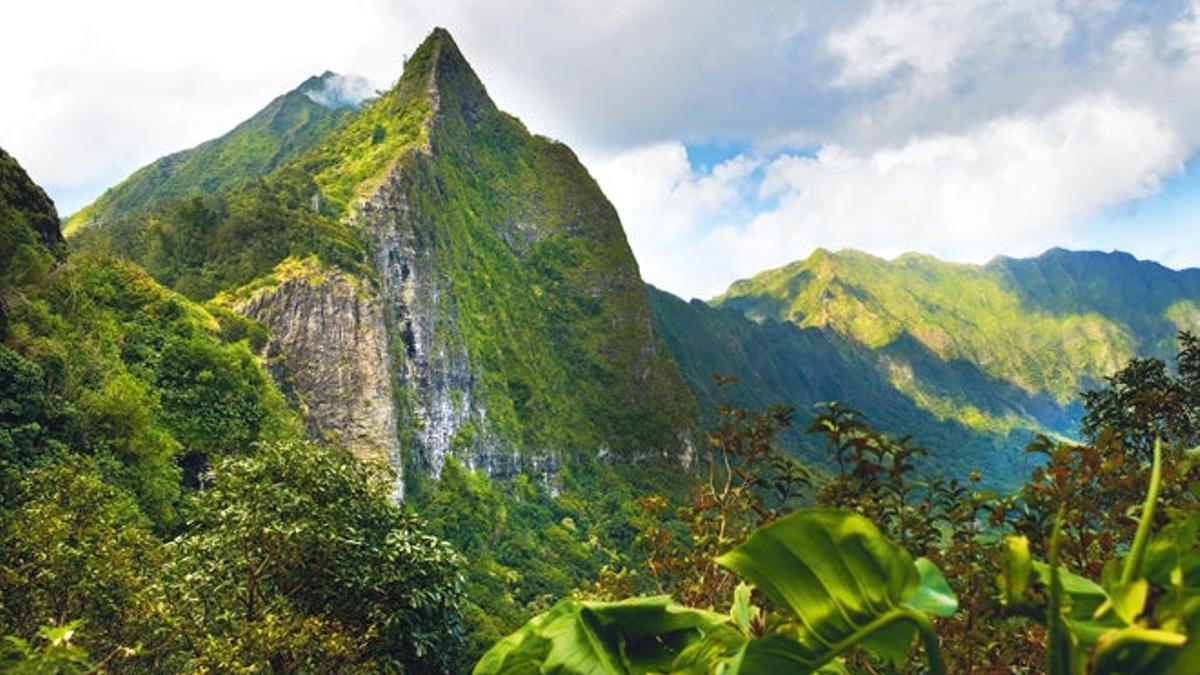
[592,96,1186,298]
[749,96,1182,260]
[827,0,1073,88]
[587,143,760,296]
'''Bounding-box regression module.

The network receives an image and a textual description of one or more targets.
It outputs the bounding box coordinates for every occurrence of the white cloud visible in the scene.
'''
[595,96,1186,298]
[828,0,1072,87]
[586,143,760,297]
[752,95,1181,256]
[304,74,376,108]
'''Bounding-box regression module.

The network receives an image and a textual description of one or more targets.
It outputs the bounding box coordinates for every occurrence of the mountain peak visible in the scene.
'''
[398,27,495,127]
[298,71,374,109]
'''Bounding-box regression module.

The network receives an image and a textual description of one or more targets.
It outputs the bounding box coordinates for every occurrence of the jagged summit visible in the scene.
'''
[373,27,496,137]
[418,27,496,124]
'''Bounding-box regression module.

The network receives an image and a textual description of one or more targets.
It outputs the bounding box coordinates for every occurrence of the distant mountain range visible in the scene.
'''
[651,247,1200,485]
[55,29,1200,489]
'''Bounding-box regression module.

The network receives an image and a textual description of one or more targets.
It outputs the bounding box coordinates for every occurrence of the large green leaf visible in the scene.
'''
[714,509,956,672]
[908,558,958,618]
[1031,561,1109,620]
[472,596,728,675]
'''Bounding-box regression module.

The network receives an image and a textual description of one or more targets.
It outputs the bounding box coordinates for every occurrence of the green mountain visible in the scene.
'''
[68,28,699,494]
[647,285,1033,483]
[651,247,1200,485]
[0,148,65,257]
[1,147,66,303]
[63,71,362,236]
[1,144,301,527]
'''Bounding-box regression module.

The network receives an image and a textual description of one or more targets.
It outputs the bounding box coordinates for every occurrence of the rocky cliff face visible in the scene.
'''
[359,161,496,480]
[217,29,698,490]
[226,258,403,495]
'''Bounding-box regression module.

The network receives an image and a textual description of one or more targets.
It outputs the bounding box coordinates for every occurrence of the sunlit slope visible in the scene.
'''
[63,72,358,236]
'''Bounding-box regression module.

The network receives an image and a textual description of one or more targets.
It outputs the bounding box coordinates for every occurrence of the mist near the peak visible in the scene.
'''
[305,72,376,109]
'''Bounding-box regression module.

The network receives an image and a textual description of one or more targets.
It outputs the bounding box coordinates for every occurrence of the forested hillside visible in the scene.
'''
[647,285,1031,484]
[650,247,1200,486]
[1,144,467,671]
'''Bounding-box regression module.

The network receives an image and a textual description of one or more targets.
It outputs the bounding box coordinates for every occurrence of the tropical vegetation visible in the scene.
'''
[2,25,1199,675]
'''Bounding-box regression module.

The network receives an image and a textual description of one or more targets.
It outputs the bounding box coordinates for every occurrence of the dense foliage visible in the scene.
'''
[0,268,467,671]
[0,253,300,526]
[478,332,1200,673]
[0,146,469,673]
[69,174,370,302]
[137,441,465,673]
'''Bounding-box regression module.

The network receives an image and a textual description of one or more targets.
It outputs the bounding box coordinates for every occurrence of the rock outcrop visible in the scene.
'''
[228,258,403,496]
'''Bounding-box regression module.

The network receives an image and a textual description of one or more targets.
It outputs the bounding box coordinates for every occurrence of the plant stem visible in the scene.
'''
[902,606,947,675]
[1121,437,1163,584]
[806,606,946,675]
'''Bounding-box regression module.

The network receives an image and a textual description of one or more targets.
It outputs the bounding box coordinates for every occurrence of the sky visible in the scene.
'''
[3,1,1200,299]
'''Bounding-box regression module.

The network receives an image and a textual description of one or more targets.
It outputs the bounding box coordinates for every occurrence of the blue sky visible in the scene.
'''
[3,0,1199,298]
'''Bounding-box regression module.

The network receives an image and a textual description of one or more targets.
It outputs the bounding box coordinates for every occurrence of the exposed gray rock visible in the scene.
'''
[358,157,512,481]
[230,261,404,498]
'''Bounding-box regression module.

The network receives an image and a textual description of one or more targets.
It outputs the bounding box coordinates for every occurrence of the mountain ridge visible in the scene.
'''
[651,245,1199,485]
[63,71,363,236]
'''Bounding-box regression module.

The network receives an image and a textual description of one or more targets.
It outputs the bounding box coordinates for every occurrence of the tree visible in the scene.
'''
[0,462,156,664]
[1081,331,1200,461]
[629,383,809,610]
[138,441,466,673]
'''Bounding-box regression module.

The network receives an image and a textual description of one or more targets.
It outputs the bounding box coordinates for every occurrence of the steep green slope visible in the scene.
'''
[1,149,468,672]
[674,247,1200,483]
[67,172,368,301]
[1,147,66,325]
[316,28,698,474]
[647,286,1032,484]
[991,247,1200,360]
[63,72,360,236]
[716,249,1138,401]
[1,145,301,529]
[0,147,64,261]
